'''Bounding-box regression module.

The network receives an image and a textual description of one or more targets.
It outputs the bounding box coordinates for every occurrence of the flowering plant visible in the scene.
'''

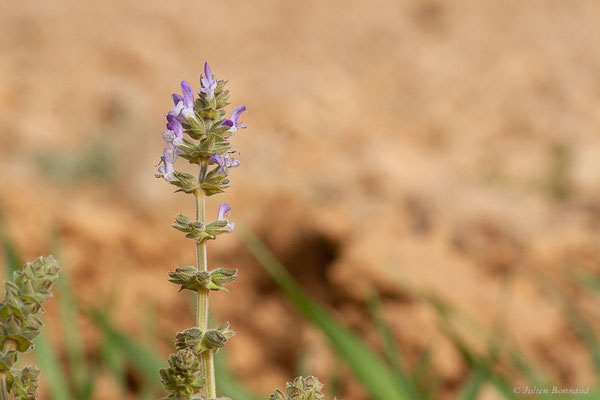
[156,63,332,400]
[0,256,60,400]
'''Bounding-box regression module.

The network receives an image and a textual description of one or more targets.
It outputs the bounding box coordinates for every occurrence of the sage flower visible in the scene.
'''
[223,105,247,134]
[209,152,240,175]
[217,202,235,232]
[158,148,177,182]
[200,62,217,99]
[162,115,184,148]
[169,80,196,122]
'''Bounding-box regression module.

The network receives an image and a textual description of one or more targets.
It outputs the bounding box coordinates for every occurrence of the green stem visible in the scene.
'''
[0,341,16,400]
[195,191,208,330]
[195,159,216,398]
[0,374,9,400]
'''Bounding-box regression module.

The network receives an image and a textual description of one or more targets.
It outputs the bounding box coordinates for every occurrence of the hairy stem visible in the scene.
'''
[195,190,208,330]
[196,159,216,398]
[0,374,9,400]
[0,340,17,400]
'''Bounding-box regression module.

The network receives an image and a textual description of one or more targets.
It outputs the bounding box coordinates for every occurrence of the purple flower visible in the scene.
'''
[209,151,240,175]
[169,80,196,122]
[162,115,184,149]
[217,202,235,232]
[158,148,178,182]
[200,62,217,99]
[223,105,247,134]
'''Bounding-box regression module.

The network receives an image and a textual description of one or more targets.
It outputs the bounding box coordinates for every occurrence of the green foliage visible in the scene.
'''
[0,256,60,399]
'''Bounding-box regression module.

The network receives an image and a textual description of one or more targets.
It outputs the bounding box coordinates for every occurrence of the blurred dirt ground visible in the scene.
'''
[2,1,600,399]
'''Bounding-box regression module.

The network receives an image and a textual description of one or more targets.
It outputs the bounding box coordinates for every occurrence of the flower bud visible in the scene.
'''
[202,330,227,349]
[210,268,238,286]
[174,348,198,372]
[269,376,326,400]
[175,328,203,351]
[200,322,235,352]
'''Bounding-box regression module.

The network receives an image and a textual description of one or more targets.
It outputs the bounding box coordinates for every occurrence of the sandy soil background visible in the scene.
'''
[2,1,600,399]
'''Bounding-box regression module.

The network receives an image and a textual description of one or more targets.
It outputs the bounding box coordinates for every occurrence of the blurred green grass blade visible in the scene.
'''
[570,387,600,399]
[55,265,90,398]
[540,277,600,380]
[99,332,127,389]
[412,349,440,400]
[560,299,600,379]
[78,373,97,400]
[93,275,128,393]
[367,294,420,398]
[91,308,165,387]
[139,389,156,400]
[1,230,21,281]
[572,269,600,294]
[240,228,414,400]
[366,295,406,374]
[326,368,342,399]
[507,349,552,397]
[419,291,555,399]
[457,368,487,400]
[142,302,159,345]
[34,332,74,400]
[437,320,520,400]
[214,350,263,400]
[48,233,92,399]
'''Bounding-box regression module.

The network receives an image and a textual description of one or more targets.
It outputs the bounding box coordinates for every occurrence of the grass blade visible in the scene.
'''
[1,230,21,281]
[436,316,520,400]
[412,348,440,400]
[90,308,165,387]
[55,266,90,398]
[367,294,420,398]
[214,350,263,400]
[240,228,414,400]
[456,368,487,400]
[34,332,74,400]
[538,276,600,381]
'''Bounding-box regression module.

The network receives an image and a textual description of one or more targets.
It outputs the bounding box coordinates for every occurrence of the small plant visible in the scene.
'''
[0,256,60,400]
[156,63,334,400]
